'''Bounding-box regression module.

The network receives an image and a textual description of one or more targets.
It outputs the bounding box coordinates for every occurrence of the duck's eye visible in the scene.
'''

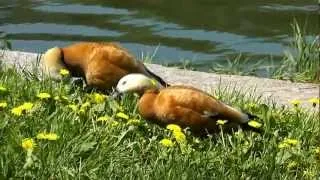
[121,81,127,85]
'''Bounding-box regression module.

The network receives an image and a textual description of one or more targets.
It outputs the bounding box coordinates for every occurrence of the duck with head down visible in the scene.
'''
[40,42,169,92]
[114,73,262,134]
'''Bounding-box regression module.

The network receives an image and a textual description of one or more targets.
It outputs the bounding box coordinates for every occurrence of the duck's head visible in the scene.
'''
[40,47,66,79]
[113,74,162,97]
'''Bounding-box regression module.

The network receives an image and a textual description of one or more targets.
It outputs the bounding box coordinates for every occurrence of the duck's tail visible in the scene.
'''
[40,47,66,80]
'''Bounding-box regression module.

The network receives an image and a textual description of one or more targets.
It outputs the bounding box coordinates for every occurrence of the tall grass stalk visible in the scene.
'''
[273,21,320,82]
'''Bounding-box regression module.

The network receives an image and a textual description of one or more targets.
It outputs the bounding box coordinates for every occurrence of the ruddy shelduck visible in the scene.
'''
[114,74,261,134]
[40,42,169,91]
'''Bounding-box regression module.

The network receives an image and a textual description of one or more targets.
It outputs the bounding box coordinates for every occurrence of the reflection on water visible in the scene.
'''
[0,0,318,70]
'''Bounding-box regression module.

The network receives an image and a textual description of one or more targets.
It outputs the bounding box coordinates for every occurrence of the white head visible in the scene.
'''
[116,74,162,94]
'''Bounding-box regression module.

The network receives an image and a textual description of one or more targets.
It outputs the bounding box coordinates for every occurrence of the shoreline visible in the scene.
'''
[0,49,319,109]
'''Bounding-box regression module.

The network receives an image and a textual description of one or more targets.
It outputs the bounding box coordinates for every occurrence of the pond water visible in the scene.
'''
[0,0,318,71]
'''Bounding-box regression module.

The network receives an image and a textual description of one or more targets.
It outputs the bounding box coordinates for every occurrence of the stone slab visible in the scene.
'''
[1,49,319,110]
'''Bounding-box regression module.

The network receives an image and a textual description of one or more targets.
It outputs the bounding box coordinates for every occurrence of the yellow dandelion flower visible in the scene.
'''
[308,98,320,107]
[160,138,174,147]
[54,95,69,102]
[166,124,182,132]
[79,102,91,113]
[21,102,33,111]
[287,161,297,169]
[246,103,258,109]
[11,107,23,116]
[248,120,262,128]
[0,102,8,109]
[0,85,7,93]
[36,133,47,139]
[92,93,106,104]
[54,96,60,101]
[45,133,59,140]
[283,138,298,145]
[36,92,51,100]
[314,147,320,154]
[21,138,36,151]
[290,99,301,106]
[116,112,129,120]
[67,104,78,112]
[97,116,110,122]
[127,119,141,125]
[61,96,69,101]
[59,68,70,77]
[278,142,290,149]
[81,102,91,109]
[216,119,228,125]
[278,138,298,149]
[111,121,119,127]
[173,131,186,143]
[36,132,59,140]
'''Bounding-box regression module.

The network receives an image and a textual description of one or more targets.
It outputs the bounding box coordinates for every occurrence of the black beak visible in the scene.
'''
[110,88,123,99]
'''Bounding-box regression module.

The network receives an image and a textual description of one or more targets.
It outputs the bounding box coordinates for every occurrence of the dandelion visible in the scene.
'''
[36,92,51,100]
[216,119,228,125]
[278,138,299,149]
[0,102,8,109]
[0,85,7,93]
[166,124,182,132]
[315,147,320,154]
[160,138,174,147]
[290,99,301,107]
[278,142,290,149]
[287,161,297,169]
[59,68,70,77]
[67,104,78,112]
[79,102,91,114]
[97,116,110,122]
[92,93,106,104]
[173,131,186,143]
[283,138,298,145]
[308,98,320,107]
[54,96,60,101]
[54,95,69,102]
[21,102,33,111]
[116,112,129,120]
[36,132,59,140]
[11,102,34,116]
[246,103,258,109]
[81,102,91,109]
[21,138,36,151]
[11,107,23,116]
[248,120,262,128]
[127,119,141,126]
[111,121,119,127]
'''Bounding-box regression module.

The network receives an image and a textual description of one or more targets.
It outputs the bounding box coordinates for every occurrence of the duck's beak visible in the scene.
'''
[110,88,123,99]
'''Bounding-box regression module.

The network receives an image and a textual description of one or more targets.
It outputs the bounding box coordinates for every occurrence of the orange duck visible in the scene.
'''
[40,42,169,91]
[114,74,261,134]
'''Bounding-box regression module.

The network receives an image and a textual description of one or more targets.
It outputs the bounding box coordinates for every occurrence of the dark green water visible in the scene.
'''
[0,0,318,70]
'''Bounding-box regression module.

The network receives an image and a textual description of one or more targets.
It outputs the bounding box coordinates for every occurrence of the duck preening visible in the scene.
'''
[40,42,169,91]
[114,73,262,134]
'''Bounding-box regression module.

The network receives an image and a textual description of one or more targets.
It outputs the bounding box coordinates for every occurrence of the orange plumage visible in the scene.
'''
[115,74,260,134]
[40,42,168,91]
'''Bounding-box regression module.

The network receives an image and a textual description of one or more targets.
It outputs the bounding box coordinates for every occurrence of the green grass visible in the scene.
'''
[273,20,320,83]
[0,67,319,179]
[210,54,263,76]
